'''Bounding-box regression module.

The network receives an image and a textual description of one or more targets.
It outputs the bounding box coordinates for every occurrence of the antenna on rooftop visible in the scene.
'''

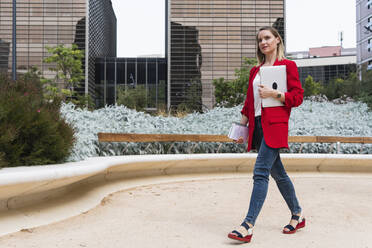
[339,31,343,48]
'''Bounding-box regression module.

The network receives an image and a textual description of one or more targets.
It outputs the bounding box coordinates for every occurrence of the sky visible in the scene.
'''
[111,0,356,57]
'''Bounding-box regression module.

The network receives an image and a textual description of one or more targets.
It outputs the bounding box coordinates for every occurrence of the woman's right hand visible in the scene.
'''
[234,136,244,144]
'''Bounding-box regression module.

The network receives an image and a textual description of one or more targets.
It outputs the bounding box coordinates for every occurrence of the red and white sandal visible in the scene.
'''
[283,214,306,234]
[228,221,253,243]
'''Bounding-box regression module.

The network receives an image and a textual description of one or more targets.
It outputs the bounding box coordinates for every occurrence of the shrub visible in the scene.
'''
[176,79,203,113]
[213,77,245,107]
[321,73,360,100]
[340,72,360,99]
[213,57,256,107]
[0,74,75,167]
[117,85,148,111]
[303,75,323,97]
[359,70,372,110]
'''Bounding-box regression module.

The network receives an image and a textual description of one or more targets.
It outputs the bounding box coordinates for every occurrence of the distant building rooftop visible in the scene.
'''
[309,46,341,57]
[287,46,356,60]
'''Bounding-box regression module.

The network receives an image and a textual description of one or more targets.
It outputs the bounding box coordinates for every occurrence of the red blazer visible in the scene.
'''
[241,59,304,151]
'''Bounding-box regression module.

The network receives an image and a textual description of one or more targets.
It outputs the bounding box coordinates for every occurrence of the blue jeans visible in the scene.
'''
[244,137,302,226]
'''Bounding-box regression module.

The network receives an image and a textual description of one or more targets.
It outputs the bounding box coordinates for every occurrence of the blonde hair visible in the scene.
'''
[256,26,286,65]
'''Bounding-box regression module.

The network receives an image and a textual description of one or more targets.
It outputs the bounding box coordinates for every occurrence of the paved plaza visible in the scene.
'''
[0,173,371,248]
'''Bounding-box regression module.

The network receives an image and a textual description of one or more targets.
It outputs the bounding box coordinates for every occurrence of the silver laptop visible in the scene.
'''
[259,65,287,107]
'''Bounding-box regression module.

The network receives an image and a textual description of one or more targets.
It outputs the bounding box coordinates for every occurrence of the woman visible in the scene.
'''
[227,26,305,243]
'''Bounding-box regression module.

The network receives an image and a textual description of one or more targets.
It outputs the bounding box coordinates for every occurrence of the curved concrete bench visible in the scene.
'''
[0,153,371,236]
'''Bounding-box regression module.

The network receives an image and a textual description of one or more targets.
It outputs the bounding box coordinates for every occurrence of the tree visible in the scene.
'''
[43,44,85,98]
[43,44,93,109]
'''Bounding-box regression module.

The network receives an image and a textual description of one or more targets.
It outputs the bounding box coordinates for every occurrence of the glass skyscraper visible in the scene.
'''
[95,57,167,107]
[168,0,284,109]
[0,0,116,103]
[1,0,286,110]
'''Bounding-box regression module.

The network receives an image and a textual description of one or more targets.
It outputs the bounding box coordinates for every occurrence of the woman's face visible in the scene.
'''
[257,30,280,56]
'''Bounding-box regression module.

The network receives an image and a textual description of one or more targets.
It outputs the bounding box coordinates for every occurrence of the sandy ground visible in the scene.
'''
[0,174,372,248]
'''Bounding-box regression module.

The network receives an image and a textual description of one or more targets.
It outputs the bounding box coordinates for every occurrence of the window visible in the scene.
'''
[368,38,372,52]
[368,60,372,70]
[368,0,372,9]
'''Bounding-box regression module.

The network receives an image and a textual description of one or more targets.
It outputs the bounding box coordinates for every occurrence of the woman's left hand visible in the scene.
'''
[258,84,274,99]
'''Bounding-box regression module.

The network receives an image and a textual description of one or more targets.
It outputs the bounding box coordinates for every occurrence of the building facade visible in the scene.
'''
[287,46,357,85]
[168,0,284,109]
[288,46,357,85]
[95,57,167,108]
[356,0,372,72]
[293,56,356,85]
[0,0,116,102]
[88,0,117,103]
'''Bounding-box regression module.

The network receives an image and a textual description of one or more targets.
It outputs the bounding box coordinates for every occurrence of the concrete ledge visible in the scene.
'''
[0,153,371,236]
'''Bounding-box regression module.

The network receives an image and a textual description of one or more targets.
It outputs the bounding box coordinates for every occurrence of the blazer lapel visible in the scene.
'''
[273,58,281,66]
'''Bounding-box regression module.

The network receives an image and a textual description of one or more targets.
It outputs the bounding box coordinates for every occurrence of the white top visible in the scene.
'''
[252,73,262,117]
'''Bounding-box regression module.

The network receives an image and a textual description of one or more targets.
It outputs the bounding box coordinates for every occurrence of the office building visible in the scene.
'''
[288,46,357,84]
[293,56,356,85]
[95,0,285,110]
[0,0,116,103]
[2,0,287,110]
[168,0,284,109]
[356,0,372,72]
[95,57,167,107]
[0,39,10,73]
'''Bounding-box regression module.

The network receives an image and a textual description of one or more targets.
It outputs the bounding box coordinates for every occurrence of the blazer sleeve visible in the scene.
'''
[284,60,304,108]
[241,66,257,117]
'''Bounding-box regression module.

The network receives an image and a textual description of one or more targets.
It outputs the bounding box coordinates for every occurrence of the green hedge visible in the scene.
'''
[0,73,75,167]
